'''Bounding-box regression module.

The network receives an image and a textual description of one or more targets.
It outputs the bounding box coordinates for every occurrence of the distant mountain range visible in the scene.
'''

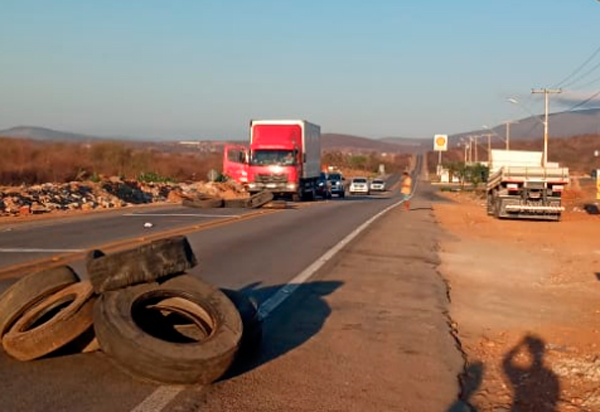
[2,107,599,154]
[451,108,600,144]
[0,126,99,142]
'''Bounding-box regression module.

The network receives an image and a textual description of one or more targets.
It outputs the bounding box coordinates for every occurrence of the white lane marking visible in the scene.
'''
[123,213,242,218]
[130,178,419,412]
[130,386,186,412]
[257,192,409,320]
[0,248,85,253]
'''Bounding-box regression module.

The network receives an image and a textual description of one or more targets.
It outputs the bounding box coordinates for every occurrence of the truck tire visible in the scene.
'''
[269,200,287,209]
[93,275,242,384]
[2,281,96,361]
[86,236,198,294]
[223,198,249,208]
[220,289,262,358]
[486,193,494,216]
[182,198,224,209]
[493,197,502,219]
[0,266,79,339]
[247,191,274,209]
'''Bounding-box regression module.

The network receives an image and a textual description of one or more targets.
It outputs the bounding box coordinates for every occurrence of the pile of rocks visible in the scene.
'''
[0,178,247,217]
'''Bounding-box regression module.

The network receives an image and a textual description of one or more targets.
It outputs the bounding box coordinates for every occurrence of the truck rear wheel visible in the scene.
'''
[493,197,502,219]
[486,193,494,216]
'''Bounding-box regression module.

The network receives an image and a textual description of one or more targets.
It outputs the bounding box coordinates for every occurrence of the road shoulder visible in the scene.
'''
[187,187,463,411]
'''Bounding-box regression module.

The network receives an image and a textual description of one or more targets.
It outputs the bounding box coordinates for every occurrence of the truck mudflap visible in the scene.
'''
[504,204,564,213]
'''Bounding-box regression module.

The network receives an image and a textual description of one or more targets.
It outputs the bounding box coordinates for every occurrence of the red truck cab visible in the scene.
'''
[223,120,321,201]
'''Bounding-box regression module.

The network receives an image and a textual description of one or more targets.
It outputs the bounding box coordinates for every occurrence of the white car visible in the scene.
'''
[349,177,370,195]
[370,179,386,192]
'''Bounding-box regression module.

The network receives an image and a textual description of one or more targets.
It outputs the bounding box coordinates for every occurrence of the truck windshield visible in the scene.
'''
[250,150,296,166]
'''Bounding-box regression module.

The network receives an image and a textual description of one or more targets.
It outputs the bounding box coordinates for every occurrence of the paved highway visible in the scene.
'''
[0,174,418,412]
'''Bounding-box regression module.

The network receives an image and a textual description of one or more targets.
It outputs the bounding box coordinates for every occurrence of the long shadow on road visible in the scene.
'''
[223,280,343,379]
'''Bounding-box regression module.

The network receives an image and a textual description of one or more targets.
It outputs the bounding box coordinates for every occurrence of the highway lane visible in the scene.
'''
[0,206,258,269]
[0,175,404,412]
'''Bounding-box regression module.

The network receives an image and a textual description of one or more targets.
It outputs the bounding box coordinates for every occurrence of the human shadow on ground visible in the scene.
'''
[445,361,484,412]
[221,280,343,379]
[503,334,560,412]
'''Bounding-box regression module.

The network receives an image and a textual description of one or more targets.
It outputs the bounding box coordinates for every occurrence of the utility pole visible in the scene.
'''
[485,133,492,162]
[505,121,511,150]
[531,88,561,167]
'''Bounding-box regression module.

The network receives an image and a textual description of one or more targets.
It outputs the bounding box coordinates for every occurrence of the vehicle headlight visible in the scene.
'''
[248,183,257,189]
[318,182,324,187]
[286,183,297,190]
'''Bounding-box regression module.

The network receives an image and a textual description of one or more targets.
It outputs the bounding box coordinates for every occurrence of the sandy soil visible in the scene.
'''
[434,184,600,412]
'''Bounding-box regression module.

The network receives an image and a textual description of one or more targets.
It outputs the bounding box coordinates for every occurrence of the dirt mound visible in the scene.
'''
[0,179,248,217]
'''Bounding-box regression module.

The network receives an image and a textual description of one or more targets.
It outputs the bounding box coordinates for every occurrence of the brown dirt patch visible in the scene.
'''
[434,188,600,411]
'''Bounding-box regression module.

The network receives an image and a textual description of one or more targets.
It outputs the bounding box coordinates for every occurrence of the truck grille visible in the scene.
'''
[255,174,288,184]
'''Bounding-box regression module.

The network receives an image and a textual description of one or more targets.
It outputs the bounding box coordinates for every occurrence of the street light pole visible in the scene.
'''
[505,121,511,150]
[531,88,561,167]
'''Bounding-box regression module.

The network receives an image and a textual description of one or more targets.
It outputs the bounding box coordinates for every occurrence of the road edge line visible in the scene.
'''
[131,170,421,412]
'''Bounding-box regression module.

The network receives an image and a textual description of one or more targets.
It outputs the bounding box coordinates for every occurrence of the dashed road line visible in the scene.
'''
[123,213,242,218]
[130,386,187,412]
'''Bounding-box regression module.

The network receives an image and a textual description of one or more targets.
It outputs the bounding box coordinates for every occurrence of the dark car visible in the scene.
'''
[315,172,332,199]
[327,172,345,198]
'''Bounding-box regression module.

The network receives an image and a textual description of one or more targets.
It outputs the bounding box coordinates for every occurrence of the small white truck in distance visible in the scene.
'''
[486,150,569,221]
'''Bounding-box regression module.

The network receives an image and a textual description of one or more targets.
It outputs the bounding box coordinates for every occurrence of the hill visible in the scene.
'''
[452,108,600,144]
[321,133,416,154]
[0,126,100,142]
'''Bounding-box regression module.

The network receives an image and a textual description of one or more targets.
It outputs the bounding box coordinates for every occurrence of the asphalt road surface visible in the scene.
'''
[0,171,462,411]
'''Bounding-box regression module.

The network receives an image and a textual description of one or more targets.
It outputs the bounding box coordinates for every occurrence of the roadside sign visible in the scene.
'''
[433,134,448,151]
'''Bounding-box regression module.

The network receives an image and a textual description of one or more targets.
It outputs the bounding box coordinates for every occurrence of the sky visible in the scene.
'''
[1,0,600,141]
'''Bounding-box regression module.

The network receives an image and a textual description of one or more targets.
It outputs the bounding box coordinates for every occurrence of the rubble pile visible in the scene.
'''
[0,178,247,217]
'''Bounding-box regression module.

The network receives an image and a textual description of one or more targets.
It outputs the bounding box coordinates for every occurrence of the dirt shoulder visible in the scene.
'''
[434,188,600,411]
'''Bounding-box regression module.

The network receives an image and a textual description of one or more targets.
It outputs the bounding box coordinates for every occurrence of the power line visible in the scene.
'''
[566,89,600,112]
[553,43,600,88]
[570,72,600,90]
[561,59,600,89]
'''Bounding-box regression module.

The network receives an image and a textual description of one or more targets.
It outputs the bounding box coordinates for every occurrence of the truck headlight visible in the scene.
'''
[248,183,257,189]
[286,183,297,190]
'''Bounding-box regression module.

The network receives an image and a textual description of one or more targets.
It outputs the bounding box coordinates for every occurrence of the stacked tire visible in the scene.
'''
[0,236,262,385]
[182,190,274,209]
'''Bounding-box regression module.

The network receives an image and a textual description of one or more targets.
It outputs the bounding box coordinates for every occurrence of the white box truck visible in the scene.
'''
[486,150,570,221]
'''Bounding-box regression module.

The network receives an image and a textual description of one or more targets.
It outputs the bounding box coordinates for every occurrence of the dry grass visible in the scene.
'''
[0,138,222,185]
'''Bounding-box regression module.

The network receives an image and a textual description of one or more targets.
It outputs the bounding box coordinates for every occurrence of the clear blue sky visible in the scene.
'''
[1,0,600,140]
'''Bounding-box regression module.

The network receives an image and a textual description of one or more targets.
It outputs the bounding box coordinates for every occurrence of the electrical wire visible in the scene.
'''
[569,72,600,90]
[560,59,600,89]
[553,44,600,88]
[565,89,600,112]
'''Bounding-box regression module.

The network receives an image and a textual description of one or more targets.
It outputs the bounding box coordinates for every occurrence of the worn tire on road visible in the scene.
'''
[268,200,287,209]
[223,198,249,208]
[86,236,198,293]
[0,266,79,339]
[93,275,242,384]
[247,191,274,209]
[2,281,96,361]
[182,198,224,209]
